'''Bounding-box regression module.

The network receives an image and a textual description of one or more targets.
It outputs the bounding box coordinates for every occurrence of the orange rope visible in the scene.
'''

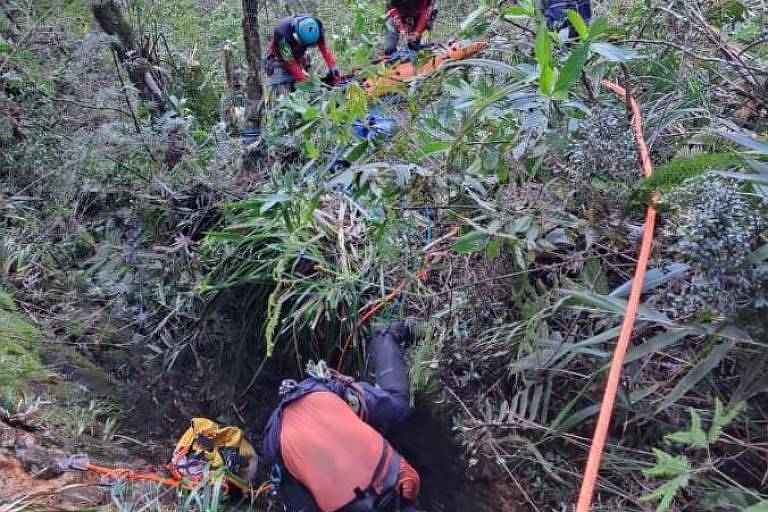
[81,461,272,497]
[335,260,429,371]
[84,462,196,490]
[335,227,458,371]
[575,80,657,511]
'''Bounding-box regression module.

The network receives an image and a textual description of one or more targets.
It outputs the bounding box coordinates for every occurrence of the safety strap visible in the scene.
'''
[344,438,400,511]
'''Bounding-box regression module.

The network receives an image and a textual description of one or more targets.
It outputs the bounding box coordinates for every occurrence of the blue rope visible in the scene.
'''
[423,206,433,246]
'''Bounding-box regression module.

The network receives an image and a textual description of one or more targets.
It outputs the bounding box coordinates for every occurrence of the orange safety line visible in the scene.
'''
[82,461,272,497]
[575,80,657,511]
[335,258,428,372]
[84,462,192,489]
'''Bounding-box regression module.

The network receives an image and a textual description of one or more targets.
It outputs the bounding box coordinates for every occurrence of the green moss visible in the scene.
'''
[0,288,15,311]
[631,152,744,205]
[0,305,47,389]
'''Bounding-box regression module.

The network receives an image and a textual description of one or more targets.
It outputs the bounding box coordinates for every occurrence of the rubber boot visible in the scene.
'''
[368,322,413,403]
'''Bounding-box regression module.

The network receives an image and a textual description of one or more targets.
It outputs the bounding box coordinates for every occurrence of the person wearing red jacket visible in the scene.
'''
[265,15,340,94]
[381,0,436,56]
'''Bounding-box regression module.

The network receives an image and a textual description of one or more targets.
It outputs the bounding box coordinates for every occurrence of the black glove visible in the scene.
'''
[371,321,415,349]
[407,41,424,51]
[322,67,341,85]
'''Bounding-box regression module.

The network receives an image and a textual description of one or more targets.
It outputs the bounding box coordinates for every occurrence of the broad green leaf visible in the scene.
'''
[610,263,690,298]
[540,64,555,95]
[504,6,532,18]
[445,58,522,77]
[453,230,487,254]
[714,171,768,185]
[459,5,489,34]
[346,141,369,162]
[719,131,768,154]
[301,105,320,121]
[534,22,551,69]
[503,0,534,18]
[588,16,608,39]
[591,42,640,62]
[569,325,620,350]
[417,140,453,159]
[556,403,600,431]
[304,140,320,159]
[747,159,768,173]
[566,10,588,40]
[745,501,768,512]
[653,337,738,416]
[258,193,291,214]
[485,238,501,259]
[665,408,706,448]
[566,290,675,326]
[623,329,694,366]
[553,43,589,99]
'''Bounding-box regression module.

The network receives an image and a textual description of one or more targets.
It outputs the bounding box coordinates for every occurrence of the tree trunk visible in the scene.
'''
[241,0,263,129]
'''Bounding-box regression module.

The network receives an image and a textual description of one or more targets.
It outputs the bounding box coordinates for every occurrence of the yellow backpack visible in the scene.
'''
[170,417,257,483]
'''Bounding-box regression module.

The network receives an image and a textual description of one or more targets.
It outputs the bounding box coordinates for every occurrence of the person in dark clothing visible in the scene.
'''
[265,15,340,94]
[262,322,422,512]
[381,0,436,56]
[541,0,592,38]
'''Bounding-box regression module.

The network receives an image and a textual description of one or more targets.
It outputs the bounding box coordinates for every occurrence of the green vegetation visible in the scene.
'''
[0,289,46,389]
[1,0,767,511]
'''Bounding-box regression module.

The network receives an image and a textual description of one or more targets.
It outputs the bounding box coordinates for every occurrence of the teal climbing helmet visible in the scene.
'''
[294,16,320,46]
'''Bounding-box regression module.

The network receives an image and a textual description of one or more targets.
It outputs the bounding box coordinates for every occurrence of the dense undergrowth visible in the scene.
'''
[2,0,768,511]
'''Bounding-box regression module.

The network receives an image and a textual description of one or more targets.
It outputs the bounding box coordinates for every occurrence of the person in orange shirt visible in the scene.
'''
[262,323,422,512]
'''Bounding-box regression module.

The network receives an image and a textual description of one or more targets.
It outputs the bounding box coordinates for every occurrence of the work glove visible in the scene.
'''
[407,40,426,51]
[322,67,341,86]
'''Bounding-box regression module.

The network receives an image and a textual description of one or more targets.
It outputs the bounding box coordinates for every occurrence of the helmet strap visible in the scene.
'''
[292,16,305,44]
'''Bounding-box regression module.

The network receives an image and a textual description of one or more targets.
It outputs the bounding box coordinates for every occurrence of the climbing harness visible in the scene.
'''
[575,80,658,511]
[262,362,377,506]
[306,360,370,420]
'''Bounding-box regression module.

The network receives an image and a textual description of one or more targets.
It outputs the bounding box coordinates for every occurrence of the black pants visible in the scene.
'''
[368,323,410,404]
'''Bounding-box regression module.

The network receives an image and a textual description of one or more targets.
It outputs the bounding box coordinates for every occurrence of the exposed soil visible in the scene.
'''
[0,426,106,511]
[394,404,525,512]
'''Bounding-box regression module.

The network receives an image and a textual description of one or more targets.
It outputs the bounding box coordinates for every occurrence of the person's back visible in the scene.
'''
[262,323,421,512]
[280,391,388,511]
[381,0,435,55]
[265,14,339,93]
[386,0,431,17]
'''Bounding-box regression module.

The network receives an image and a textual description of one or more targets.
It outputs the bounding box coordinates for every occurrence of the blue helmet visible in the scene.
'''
[294,16,320,46]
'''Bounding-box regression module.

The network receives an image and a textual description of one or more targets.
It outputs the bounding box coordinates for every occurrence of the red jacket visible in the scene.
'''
[268,16,337,82]
[387,0,433,36]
